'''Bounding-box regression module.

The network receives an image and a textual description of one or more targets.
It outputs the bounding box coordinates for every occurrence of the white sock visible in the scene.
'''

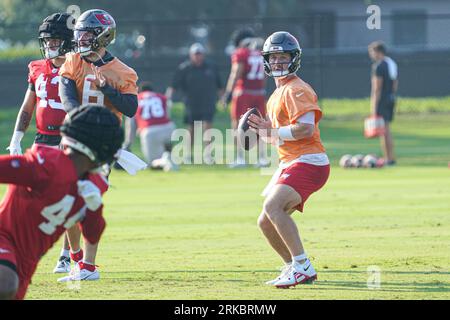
[292,253,308,264]
[60,249,70,258]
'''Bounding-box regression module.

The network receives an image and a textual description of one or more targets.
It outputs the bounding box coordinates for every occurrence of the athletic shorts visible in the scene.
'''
[376,97,395,123]
[184,106,215,124]
[231,93,266,121]
[0,233,37,300]
[276,162,330,212]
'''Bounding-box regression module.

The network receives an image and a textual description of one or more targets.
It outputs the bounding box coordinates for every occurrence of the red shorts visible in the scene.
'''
[276,162,330,212]
[231,93,266,121]
[0,233,36,300]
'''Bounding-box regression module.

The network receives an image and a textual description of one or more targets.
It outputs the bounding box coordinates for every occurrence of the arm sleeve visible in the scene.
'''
[0,154,44,188]
[99,83,138,117]
[298,111,315,125]
[375,63,384,77]
[59,77,80,112]
[79,206,106,244]
[123,116,137,150]
[284,88,322,125]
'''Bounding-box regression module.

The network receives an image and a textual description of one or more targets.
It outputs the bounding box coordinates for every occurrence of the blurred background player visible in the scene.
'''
[221,28,268,168]
[368,41,398,166]
[56,9,138,281]
[5,13,78,275]
[0,105,123,299]
[165,43,224,164]
[124,81,177,171]
[248,31,330,288]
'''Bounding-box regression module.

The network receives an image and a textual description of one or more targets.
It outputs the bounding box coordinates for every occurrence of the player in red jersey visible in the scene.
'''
[221,28,268,168]
[7,13,74,153]
[0,105,124,299]
[5,13,81,275]
[124,82,177,171]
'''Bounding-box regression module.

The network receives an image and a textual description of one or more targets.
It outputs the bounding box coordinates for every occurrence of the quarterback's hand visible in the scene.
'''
[247,113,272,132]
[77,180,102,211]
[247,114,279,145]
[90,65,107,88]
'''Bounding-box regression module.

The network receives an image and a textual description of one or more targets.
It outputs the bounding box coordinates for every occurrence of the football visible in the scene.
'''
[237,107,262,150]
[363,154,378,168]
[339,154,353,168]
[350,154,364,168]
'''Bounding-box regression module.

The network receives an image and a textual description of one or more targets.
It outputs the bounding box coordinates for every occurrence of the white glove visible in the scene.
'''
[7,131,24,155]
[77,180,102,211]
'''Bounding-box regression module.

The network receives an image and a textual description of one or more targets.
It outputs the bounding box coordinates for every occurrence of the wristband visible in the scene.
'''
[278,125,296,141]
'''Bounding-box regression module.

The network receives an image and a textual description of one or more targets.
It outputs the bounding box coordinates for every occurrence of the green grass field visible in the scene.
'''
[0,98,449,299]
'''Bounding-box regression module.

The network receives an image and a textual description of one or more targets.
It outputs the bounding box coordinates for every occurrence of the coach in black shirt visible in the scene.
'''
[368,41,398,166]
[166,43,223,160]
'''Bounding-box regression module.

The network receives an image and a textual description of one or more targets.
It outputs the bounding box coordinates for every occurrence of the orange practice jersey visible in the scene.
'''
[59,53,138,120]
[266,76,325,162]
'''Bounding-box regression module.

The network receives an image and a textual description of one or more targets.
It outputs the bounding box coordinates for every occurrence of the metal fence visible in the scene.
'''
[1,14,450,107]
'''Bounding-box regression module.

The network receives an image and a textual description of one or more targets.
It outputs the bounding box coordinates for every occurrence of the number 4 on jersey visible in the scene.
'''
[38,195,75,235]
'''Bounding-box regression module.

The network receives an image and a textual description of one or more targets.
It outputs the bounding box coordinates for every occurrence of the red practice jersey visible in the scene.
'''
[27,59,66,136]
[135,91,170,130]
[232,47,265,93]
[0,145,108,265]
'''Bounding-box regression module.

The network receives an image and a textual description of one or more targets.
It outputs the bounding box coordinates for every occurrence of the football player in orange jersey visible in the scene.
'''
[56,9,138,282]
[59,9,138,119]
[247,32,330,288]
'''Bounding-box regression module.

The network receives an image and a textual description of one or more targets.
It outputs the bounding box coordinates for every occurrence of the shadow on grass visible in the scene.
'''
[39,269,450,275]
[313,280,449,293]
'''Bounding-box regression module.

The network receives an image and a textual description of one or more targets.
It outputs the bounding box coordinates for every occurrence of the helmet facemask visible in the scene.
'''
[263,50,301,78]
[39,37,65,59]
[74,27,115,58]
[74,29,98,56]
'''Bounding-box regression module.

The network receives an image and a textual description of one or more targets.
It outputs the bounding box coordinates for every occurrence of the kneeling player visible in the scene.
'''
[124,82,177,171]
[0,105,123,299]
